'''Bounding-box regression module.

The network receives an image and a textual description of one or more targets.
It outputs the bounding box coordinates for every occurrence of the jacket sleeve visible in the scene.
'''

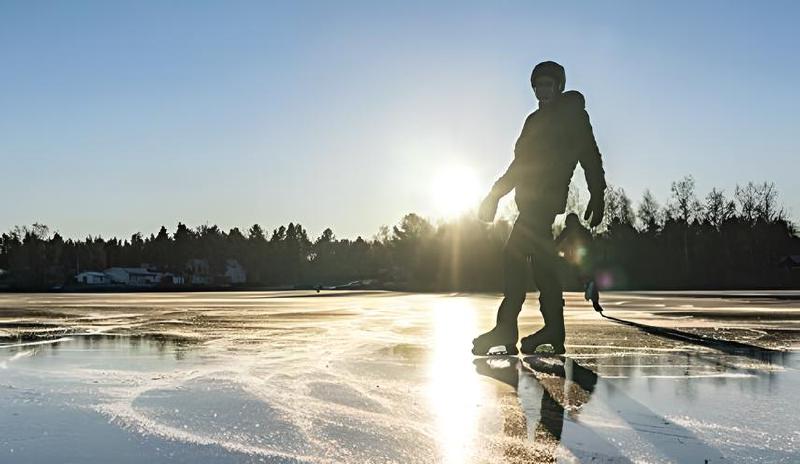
[489,158,519,198]
[489,113,534,198]
[575,109,607,198]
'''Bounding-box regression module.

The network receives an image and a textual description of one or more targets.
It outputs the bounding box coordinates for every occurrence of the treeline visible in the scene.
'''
[1,176,798,291]
[591,177,798,289]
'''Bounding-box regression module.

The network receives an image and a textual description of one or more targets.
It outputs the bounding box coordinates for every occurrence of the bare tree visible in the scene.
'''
[735,182,758,222]
[704,188,736,229]
[668,175,703,224]
[604,185,635,227]
[637,189,662,233]
[755,182,781,222]
[735,181,784,223]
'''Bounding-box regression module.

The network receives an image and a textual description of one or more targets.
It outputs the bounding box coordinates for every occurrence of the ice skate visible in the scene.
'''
[472,324,519,356]
[520,326,565,355]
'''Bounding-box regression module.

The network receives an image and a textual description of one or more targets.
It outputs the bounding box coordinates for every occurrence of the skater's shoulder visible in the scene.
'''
[521,110,538,129]
[559,90,586,110]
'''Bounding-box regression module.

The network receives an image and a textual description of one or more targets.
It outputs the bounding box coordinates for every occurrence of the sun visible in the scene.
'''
[431,165,482,218]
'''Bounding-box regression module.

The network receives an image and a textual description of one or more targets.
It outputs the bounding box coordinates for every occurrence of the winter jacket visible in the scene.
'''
[490,90,607,215]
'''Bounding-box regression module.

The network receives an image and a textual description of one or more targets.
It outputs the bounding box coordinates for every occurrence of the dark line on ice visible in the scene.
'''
[599,313,786,363]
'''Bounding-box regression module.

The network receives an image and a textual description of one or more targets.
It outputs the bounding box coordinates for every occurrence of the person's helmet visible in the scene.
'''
[530,61,566,92]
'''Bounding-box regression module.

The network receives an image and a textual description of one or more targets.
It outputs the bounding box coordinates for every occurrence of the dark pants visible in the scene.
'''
[496,211,564,333]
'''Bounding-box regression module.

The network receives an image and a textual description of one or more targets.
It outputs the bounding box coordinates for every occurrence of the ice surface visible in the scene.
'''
[1,291,799,463]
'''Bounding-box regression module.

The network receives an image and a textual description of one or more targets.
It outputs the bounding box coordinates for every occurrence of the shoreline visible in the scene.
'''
[3,286,800,298]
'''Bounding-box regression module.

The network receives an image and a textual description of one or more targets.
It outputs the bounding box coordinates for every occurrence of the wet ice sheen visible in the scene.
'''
[1,291,799,463]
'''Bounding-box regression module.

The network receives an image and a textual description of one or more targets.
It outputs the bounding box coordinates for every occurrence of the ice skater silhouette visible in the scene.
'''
[473,61,607,355]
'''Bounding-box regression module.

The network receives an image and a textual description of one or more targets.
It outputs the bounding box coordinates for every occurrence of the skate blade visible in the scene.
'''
[487,345,512,356]
[520,344,566,356]
[472,344,518,356]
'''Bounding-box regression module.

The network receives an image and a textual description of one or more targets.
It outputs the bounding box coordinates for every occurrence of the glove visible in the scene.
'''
[478,193,500,222]
[584,194,605,228]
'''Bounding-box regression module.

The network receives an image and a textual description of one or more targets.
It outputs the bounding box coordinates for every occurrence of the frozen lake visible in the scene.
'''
[1,291,799,463]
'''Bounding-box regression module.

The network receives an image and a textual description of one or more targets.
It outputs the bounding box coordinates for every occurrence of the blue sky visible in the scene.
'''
[1,1,798,240]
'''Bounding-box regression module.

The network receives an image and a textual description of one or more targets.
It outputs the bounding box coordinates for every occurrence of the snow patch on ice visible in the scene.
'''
[0,349,33,368]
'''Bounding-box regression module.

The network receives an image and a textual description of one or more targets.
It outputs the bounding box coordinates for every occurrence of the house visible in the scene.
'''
[186,259,211,285]
[75,271,111,285]
[224,259,247,284]
[160,273,185,285]
[147,272,185,286]
[104,267,161,286]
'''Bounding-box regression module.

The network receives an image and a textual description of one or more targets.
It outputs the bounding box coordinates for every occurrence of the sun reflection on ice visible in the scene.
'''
[426,297,485,463]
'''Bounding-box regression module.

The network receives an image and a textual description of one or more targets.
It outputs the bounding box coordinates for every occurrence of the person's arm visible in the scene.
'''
[488,157,521,199]
[575,108,607,227]
[478,114,534,222]
[491,111,535,199]
[576,109,607,199]
[478,156,520,222]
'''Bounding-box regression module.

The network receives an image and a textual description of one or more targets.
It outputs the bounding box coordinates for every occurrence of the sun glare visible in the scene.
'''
[427,297,484,463]
[431,165,482,218]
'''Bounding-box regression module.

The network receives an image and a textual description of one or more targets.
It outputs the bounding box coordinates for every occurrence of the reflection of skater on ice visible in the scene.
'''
[473,61,607,356]
[474,356,630,462]
[473,357,568,461]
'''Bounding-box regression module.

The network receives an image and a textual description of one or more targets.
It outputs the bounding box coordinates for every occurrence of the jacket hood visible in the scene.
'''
[560,90,585,109]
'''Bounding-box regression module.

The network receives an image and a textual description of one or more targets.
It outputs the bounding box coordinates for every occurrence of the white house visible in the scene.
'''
[76,271,111,285]
[104,267,161,286]
[225,259,247,284]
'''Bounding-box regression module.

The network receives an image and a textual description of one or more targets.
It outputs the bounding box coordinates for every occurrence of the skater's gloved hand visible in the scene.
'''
[584,194,605,228]
[478,193,500,222]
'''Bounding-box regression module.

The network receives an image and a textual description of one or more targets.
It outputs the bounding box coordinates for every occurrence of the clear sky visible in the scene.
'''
[2,1,798,240]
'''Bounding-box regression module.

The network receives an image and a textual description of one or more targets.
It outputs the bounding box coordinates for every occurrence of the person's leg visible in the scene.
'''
[521,214,565,354]
[496,218,532,325]
[533,230,565,338]
[472,216,532,355]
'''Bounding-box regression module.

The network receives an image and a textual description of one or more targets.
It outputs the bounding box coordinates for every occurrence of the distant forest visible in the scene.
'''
[1,176,798,291]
